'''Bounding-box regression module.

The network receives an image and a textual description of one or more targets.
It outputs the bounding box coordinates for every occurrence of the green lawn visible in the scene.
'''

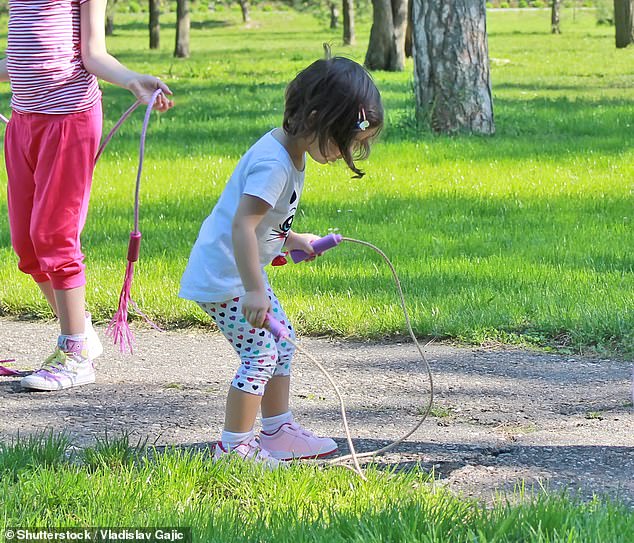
[1,432,632,543]
[0,7,632,355]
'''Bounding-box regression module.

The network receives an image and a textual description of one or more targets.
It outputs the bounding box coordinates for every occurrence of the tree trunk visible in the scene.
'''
[343,0,355,45]
[614,0,634,47]
[105,15,114,36]
[149,0,160,49]
[551,0,561,34]
[364,0,408,71]
[105,0,117,36]
[412,0,494,134]
[330,2,339,28]
[404,0,412,57]
[174,0,190,58]
[239,0,250,23]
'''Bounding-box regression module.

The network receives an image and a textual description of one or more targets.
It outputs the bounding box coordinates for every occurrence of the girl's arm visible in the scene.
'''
[80,0,173,112]
[232,195,273,329]
[0,58,8,82]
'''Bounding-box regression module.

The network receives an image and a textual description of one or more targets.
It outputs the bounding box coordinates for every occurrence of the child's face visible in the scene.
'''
[307,128,379,165]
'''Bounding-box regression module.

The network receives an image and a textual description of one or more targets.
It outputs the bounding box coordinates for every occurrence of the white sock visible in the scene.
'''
[57,333,87,347]
[261,411,293,433]
[220,429,254,449]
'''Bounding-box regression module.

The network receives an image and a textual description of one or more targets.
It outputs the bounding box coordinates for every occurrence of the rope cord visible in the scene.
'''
[286,237,434,479]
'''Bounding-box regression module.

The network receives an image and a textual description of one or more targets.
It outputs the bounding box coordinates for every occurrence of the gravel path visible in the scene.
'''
[1,318,632,506]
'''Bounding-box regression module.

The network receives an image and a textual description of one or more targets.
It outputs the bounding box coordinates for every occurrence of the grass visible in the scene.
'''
[1,432,632,542]
[0,7,632,355]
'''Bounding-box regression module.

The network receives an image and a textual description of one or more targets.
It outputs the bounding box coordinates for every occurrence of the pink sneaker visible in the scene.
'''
[213,438,285,469]
[259,422,338,460]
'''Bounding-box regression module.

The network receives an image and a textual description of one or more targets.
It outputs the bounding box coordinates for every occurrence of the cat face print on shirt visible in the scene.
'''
[268,189,297,243]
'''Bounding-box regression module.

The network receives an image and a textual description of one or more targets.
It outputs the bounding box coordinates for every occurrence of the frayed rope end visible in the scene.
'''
[107,260,137,354]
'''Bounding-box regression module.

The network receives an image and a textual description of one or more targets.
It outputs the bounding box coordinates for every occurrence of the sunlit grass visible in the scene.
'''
[1,432,632,542]
[0,8,632,354]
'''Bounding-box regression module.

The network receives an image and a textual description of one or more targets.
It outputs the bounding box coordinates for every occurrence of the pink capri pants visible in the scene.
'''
[4,101,102,290]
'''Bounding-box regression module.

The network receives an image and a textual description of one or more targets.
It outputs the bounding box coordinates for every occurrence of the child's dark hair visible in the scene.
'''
[283,47,383,178]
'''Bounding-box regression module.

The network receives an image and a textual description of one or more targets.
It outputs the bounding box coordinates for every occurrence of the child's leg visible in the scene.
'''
[198,299,279,438]
[260,376,291,418]
[37,281,58,316]
[10,105,102,391]
[198,298,287,468]
[29,105,102,297]
[54,286,87,335]
[260,285,296,417]
[257,286,337,460]
[5,112,51,288]
[6,105,101,336]
[224,386,263,433]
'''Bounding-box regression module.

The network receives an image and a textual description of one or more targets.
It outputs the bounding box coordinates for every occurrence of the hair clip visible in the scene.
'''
[357,107,370,131]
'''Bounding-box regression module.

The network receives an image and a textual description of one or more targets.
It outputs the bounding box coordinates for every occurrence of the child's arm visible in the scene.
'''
[80,0,173,112]
[232,195,273,329]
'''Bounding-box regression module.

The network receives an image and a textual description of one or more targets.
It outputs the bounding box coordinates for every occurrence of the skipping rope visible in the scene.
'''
[266,234,434,481]
[0,95,435,481]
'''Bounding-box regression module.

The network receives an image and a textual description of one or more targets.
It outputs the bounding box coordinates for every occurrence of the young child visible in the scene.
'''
[0,0,174,391]
[179,52,383,467]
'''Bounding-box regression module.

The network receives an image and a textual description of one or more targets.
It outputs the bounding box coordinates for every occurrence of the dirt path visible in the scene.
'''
[1,318,632,506]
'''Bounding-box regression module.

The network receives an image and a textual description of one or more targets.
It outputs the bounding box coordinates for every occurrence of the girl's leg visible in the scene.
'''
[257,286,337,460]
[54,285,87,335]
[29,103,102,296]
[197,299,279,438]
[37,281,58,316]
[224,386,263,433]
[16,104,102,391]
[198,299,284,467]
[261,284,295,418]
[260,375,291,418]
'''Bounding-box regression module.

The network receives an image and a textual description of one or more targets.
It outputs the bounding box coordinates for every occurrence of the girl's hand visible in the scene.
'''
[127,75,174,112]
[241,290,272,329]
[285,231,321,261]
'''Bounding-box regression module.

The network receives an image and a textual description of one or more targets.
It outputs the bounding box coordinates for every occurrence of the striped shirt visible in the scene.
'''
[7,0,101,114]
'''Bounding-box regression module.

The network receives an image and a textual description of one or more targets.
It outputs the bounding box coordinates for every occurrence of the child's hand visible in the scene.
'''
[241,290,272,329]
[127,74,174,112]
[285,232,321,261]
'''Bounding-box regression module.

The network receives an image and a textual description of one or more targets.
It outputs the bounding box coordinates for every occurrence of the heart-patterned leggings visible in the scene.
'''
[197,285,296,396]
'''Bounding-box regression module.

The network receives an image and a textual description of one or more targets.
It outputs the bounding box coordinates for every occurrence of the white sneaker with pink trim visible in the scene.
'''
[20,348,95,391]
[85,313,103,361]
[213,438,285,469]
[259,422,338,460]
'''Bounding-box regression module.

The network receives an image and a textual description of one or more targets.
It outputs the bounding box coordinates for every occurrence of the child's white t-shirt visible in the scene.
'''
[179,130,305,303]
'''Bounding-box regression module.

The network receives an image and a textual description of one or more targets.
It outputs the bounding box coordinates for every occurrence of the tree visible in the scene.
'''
[105,0,119,36]
[614,0,634,47]
[551,0,561,34]
[330,1,339,29]
[239,0,250,23]
[411,0,494,134]
[149,0,160,49]
[175,0,191,58]
[343,0,356,45]
[364,0,408,71]
[405,0,412,57]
